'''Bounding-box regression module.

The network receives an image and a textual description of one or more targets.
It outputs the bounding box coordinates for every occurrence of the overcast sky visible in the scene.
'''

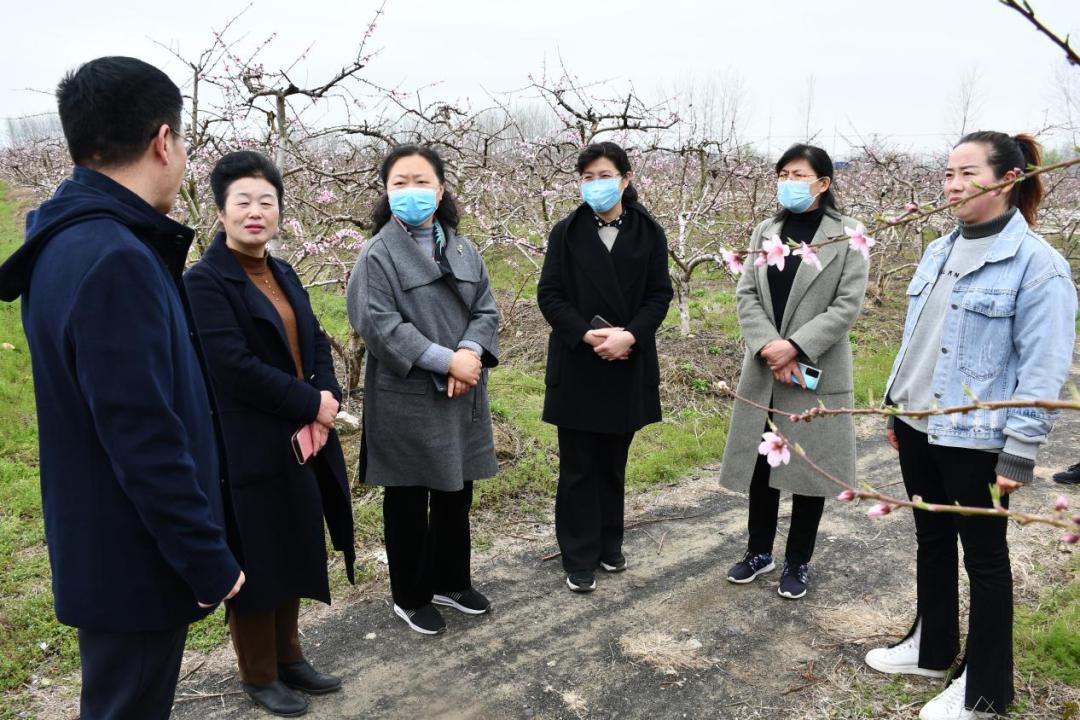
[1,0,1078,157]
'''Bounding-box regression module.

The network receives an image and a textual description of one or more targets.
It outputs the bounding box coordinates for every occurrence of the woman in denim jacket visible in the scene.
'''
[865,132,1076,720]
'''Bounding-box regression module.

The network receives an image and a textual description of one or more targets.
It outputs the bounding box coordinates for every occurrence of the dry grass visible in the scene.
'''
[617,631,711,674]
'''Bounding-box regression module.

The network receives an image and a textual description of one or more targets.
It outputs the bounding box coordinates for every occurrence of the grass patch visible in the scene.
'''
[0,184,81,714]
[1015,557,1080,687]
[308,285,352,343]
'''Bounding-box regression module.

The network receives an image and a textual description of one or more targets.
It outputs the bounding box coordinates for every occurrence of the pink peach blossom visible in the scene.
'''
[761,234,790,271]
[793,242,822,271]
[757,431,790,468]
[845,223,876,260]
[867,502,892,518]
[721,249,745,275]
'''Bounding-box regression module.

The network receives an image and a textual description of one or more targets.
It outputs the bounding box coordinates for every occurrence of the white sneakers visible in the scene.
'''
[917,671,995,720]
[864,623,947,679]
[866,627,998,720]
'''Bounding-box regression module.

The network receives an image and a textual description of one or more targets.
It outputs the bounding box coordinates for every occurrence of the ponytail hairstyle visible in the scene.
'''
[371,144,461,232]
[575,141,639,205]
[956,131,1044,225]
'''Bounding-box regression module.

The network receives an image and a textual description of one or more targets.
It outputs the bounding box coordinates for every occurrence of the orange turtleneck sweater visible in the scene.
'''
[229,248,304,379]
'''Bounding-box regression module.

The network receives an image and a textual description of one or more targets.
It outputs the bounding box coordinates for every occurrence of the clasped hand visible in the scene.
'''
[760,339,805,388]
[584,328,635,361]
[308,390,339,456]
[448,348,482,398]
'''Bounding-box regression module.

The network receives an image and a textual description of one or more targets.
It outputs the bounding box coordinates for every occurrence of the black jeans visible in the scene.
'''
[78,625,188,720]
[383,482,473,610]
[555,427,634,572]
[746,453,825,565]
[894,420,1013,713]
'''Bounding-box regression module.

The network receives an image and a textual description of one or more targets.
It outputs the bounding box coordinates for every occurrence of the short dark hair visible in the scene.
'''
[371,144,460,232]
[56,56,183,168]
[210,151,285,213]
[574,141,640,204]
[774,143,841,221]
[956,131,1044,225]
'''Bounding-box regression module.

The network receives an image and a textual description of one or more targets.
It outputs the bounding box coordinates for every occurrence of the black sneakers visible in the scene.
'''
[599,554,627,573]
[433,587,491,615]
[393,603,447,635]
[778,561,810,599]
[1053,462,1080,485]
[726,551,776,584]
[566,571,597,593]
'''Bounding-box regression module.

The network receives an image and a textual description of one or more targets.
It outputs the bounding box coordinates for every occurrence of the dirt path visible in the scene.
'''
[159,354,1080,719]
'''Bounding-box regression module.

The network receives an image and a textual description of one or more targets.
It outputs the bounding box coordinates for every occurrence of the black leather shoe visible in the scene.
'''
[278,659,342,695]
[241,680,309,716]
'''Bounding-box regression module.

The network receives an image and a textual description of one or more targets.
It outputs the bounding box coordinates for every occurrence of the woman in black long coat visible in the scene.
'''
[185,151,355,717]
[537,141,673,594]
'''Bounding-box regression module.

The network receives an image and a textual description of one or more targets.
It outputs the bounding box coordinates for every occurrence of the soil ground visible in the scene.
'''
[30,355,1080,720]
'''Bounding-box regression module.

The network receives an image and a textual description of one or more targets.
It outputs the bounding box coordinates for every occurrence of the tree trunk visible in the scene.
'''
[674,271,692,337]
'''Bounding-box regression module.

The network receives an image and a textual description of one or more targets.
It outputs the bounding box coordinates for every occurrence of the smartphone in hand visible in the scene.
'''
[291,425,316,464]
[791,362,822,391]
[590,314,614,330]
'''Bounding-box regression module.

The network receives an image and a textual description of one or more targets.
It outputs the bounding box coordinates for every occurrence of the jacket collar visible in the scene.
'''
[378,219,479,292]
[755,212,848,334]
[564,203,632,321]
[927,209,1030,277]
[72,167,195,279]
[199,232,313,375]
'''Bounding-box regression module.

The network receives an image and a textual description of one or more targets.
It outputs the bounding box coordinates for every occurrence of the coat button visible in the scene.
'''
[941,347,948,354]
[951,304,958,310]
[934,392,942,399]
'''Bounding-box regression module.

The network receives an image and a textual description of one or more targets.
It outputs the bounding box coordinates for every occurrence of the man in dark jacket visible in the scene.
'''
[0,57,244,720]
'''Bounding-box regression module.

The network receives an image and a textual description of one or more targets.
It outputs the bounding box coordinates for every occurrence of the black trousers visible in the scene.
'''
[894,420,1013,713]
[555,427,634,572]
[746,453,825,565]
[383,482,473,610]
[78,625,188,720]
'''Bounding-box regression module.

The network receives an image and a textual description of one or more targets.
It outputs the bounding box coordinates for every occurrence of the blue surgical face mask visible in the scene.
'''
[777,180,820,213]
[581,177,623,213]
[388,187,438,226]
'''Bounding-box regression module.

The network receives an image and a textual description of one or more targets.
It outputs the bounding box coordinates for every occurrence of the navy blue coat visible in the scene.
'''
[184,233,355,614]
[0,168,240,632]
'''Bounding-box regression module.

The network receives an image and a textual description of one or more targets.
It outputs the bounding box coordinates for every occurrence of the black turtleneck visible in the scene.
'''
[768,205,826,328]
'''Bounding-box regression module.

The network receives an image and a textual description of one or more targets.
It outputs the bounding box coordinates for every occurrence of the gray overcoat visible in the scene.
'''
[347,220,500,491]
[718,213,869,497]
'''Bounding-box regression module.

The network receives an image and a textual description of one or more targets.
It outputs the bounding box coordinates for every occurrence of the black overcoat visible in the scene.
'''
[184,233,355,614]
[537,202,674,434]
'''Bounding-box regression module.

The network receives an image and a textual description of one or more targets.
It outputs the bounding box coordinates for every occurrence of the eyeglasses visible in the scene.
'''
[777,172,819,182]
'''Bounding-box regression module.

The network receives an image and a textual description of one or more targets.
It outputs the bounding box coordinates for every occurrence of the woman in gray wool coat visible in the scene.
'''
[347,145,500,636]
[718,143,868,600]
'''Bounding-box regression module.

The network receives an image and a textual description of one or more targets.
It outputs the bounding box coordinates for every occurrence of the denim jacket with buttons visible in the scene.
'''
[884,211,1076,461]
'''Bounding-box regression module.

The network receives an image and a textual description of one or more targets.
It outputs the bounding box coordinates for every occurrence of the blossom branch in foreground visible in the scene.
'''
[719,155,1080,272]
[714,381,1080,541]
